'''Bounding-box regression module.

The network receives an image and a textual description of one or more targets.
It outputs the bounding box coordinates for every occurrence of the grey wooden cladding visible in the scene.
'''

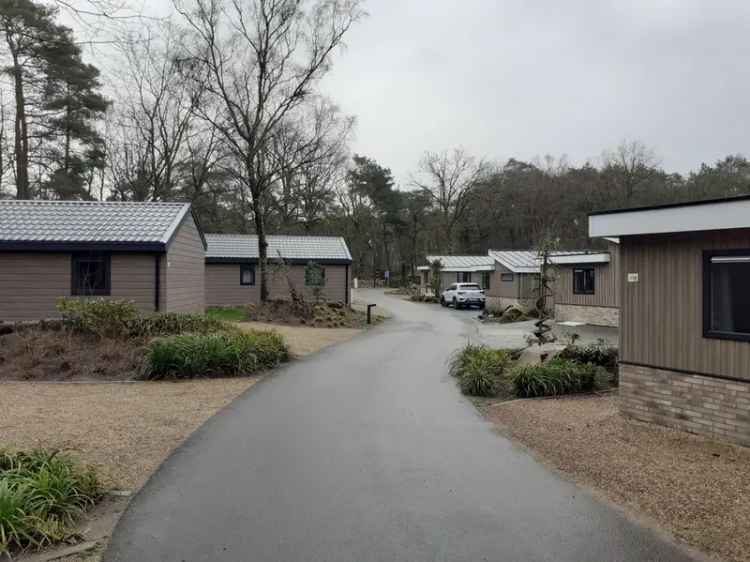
[554,246,620,308]
[205,263,349,307]
[620,229,750,382]
[165,215,205,313]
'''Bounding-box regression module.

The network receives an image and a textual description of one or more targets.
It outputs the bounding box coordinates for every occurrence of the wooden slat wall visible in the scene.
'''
[165,215,206,313]
[487,263,520,298]
[554,244,620,308]
[620,229,750,381]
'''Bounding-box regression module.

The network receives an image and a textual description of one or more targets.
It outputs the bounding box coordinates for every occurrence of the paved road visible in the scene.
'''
[106,290,697,562]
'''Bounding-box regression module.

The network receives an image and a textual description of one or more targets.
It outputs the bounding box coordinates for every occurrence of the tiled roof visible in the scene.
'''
[488,250,541,273]
[421,255,496,272]
[0,200,193,249]
[205,234,352,263]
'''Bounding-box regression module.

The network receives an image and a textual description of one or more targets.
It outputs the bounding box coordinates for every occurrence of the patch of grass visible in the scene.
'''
[133,312,235,337]
[206,307,249,323]
[510,359,603,398]
[0,450,99,555]
[144,330,289,380]
[449,344,513,397]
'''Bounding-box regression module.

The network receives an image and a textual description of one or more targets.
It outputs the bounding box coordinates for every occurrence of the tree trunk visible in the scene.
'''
[252,190,269,302]
[10,50,29,199]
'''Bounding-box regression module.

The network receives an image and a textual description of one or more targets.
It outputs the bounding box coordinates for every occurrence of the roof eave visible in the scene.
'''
[0,241,166,253]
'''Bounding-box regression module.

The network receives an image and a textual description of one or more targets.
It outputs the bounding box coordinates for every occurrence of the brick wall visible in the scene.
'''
[555,304,619,327]
[620,363,750,447]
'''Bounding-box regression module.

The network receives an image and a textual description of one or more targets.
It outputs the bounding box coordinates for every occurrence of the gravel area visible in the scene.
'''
[0,379,258,490]
[484,393,750,562]
[238,321,362,357]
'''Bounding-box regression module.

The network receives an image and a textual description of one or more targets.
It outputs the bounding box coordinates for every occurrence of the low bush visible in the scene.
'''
[132,313,235,338]
[510,359,602,398]
[449,344,512,397]
[57,298,139,339]
[0,449,99,554]
[205,307,249,323]
[57,298,236,340]
[557,339,619,374]
[144,330,289,380]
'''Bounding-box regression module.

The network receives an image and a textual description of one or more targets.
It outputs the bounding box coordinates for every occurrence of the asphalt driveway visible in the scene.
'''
[105,289,697,562]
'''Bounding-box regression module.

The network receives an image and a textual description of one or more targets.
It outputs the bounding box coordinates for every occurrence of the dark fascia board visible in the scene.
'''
[588,194,750,217]
[205,257,353,265]
[0,241,166,253]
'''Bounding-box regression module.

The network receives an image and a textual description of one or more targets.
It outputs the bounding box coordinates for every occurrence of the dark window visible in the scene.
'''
[482,272,491,290]
[704,252,750,341]
[305,263,326,287]
[72,253,111,296]
[459,272,472,283]
[573,267,595,295]
[501,273,514,282]
[240,264,255,286]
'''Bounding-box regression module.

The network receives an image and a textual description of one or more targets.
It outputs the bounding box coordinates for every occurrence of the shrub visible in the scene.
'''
[205,307,249,323]
[557,339,618,373]
[0,450,99,554]
[144,330,289,380]
[132,313,235,338]
[510,359,602,398]
[57,298,139,339]
[449,344,512,397]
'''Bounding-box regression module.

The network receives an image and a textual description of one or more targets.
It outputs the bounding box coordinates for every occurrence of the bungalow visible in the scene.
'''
[485,250,543,310]
[204,234,352,306]
[590,196,750,446]
[417,255,496,291]
[549,240,620,327]
[0,200,206,322]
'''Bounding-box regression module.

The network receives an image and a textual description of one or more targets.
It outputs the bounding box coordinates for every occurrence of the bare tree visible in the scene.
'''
[602,139,659,204]
[411,147,487,253]
[174,0,364,301]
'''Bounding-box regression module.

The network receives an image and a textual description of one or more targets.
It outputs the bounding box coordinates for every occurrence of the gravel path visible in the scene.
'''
[486,394,750,562]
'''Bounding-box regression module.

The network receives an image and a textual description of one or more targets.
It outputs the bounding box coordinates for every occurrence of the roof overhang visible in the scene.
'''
[589,196,750,238]
[549,253,610,265]
[0,241,166,253]
[206,257,352,265]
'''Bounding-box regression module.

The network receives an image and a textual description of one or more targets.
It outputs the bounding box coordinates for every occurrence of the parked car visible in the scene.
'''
[440,283,486,309]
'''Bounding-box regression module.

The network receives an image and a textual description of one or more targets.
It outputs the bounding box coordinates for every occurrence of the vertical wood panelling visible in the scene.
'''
[553,243,620,308]
[165,215,205,313]
[620,229,750,382]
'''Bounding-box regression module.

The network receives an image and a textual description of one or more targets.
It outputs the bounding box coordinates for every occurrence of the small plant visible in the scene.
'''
[557,339,618,373]
[510,359,602,398]
[0,450,99,555]
[144,330,289,379]
[205,307,249,323]
[449,344,512,397]
[132,313,235,338]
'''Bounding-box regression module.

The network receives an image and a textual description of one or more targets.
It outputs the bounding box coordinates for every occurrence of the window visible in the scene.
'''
[573,267,595,295]
[501,273,514,283]
[240,264,255,286]
[305,263,326,287]
[72,253,111,296]
[458,272,472,283]
[482,272,491,290]
[704,252,750,341]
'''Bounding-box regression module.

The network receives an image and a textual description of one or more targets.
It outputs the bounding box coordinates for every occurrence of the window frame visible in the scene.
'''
[304,263,326,287]
[458,271,472,283]
[703,249,750,342]
[572,266,596,295]
[500,273,514,283]
[240,263,255,286]
[482,271,491,290]
[71,253,111,296]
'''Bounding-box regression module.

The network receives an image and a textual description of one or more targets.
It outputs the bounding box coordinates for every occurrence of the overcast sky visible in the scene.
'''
[316,0,750,186]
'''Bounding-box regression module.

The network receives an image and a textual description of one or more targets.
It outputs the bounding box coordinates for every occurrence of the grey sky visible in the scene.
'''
[318,0,750,185]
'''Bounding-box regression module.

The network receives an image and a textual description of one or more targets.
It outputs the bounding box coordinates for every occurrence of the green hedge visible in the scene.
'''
[0,450,99,554]
[557,340,618,373]
[510,359,601,398]
[144,330,289,380]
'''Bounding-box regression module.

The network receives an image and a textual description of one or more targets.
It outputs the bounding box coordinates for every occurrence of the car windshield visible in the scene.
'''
[460,284,481,290]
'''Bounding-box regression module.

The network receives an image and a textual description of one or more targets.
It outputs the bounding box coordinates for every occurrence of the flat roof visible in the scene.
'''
[589,196,750,238]
[548,252,611,265]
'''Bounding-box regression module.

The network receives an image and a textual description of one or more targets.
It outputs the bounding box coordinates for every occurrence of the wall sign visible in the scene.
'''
[627,273,639,283]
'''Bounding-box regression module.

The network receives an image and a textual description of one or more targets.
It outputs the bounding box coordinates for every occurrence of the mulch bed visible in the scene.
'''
[0,329,144,381]
[246,300,372,328]
[484,394,750,562]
